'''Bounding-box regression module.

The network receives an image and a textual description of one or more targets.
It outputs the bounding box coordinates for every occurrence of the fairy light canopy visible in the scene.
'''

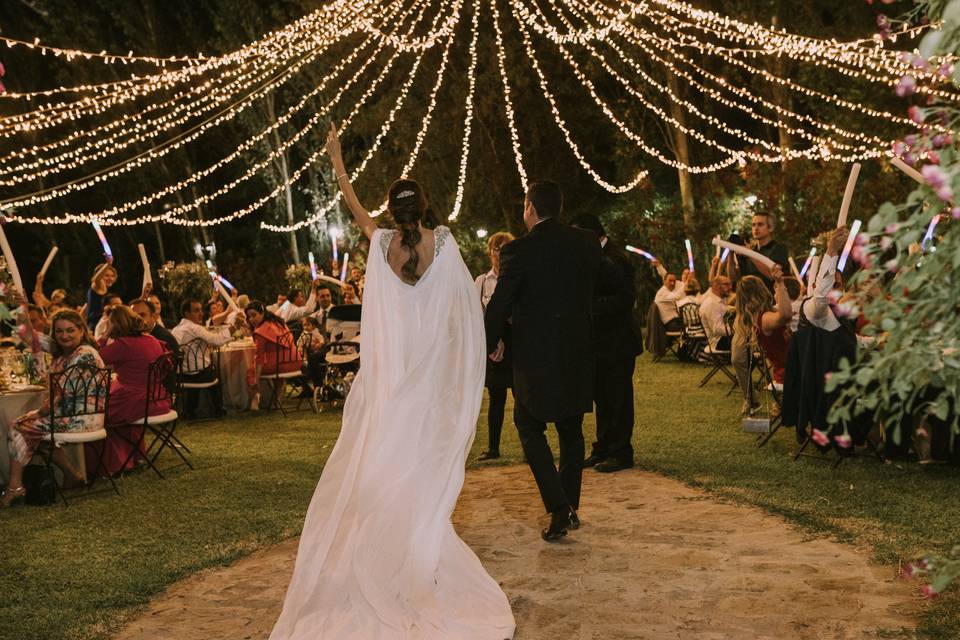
[0,0,949,231]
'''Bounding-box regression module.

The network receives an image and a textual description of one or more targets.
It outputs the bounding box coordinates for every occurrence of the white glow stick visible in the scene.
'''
[711,237,775,270]
[205,259,214,271]
[329,229,339,263]
[890,157,925,185]
[213,278,239,312]
[787,257,802,282]
[807,255,822,291]
[340,253,349,282]
[837,219,862,271]
[316,274,346,287]
[91,219,113,261]
[720,247,730,261]
[684,239,694,272]
[38,246,59,278]
[922,214,942,249]
[837,163,861,228]
[308,251,317,280]
[137,243,152,289]
[625,245,655,261]
[0,222,24,295]
[799,248,817,278]
[217,274,236,291]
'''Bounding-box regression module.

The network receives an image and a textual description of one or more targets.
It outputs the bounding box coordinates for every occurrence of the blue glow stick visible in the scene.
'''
[308,251,318,280]
[625,245,655,261]
[91,219,112,261]
[799,247,817,278]
[922,214,941,250]
[217,275,236,291]
[837,219,862,271]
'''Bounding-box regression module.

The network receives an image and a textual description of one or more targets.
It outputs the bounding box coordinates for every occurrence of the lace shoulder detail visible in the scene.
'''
[434,225,451,257]
[379,229,396,262]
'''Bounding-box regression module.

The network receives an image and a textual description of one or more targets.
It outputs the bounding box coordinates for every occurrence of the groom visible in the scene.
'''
[484,180,601,541]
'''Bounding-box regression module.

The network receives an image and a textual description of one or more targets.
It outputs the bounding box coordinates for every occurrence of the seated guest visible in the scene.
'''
[130,298,178,353]
[700,275,733,351]
[677,277,702,309]
[734,267,793,393]
[147,293,166,327]
[171,298,237,366]
[27,304,49,334]
[93,294,123,341]
[31,272,66,312]
[347,266,364,301]
[244,301,302,407]
[300,315,326,354]
[653,272,686,332]
[93,305,171,477]
[86,263,118,331]
[204,296,231,329]
[274,283,319,323]
[310,286,335,330]
[342,283,359,305]
[2,309,102,506]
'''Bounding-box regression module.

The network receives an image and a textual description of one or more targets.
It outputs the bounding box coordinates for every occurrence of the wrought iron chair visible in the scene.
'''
[177,337,223,420]
[259,330,304,416]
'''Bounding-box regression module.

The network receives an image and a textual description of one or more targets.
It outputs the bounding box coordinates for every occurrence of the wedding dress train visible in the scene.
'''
[269,226,516,640]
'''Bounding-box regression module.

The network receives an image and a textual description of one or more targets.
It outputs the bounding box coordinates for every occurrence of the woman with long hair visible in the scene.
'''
[268,125,515,639]
[86,262,118,331]
[245,300,300,408]
[734,265,793,392]
[2,309,103,506]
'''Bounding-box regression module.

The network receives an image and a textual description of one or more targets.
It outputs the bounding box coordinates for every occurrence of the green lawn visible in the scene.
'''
[1,354,957,639]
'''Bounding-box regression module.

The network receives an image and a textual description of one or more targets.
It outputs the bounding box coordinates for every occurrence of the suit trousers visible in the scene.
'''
[591,355,636,464]
[513,399,584,514]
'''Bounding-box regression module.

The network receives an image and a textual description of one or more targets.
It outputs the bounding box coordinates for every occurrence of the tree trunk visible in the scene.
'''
[666,73,695,235]
[265,94,300,264]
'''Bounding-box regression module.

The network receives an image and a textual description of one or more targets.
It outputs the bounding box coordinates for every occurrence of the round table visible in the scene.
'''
[0,384,45,484]
[220,340,256,412]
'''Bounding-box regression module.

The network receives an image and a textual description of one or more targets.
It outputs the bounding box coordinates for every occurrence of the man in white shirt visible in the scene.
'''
[699,275,733,351]
[309,286,335,338]
[653,273,685,332]
[171,298,237,372]
[275,282,319,323]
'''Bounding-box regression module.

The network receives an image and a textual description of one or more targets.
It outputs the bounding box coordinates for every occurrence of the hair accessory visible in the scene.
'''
[395,189,415,199]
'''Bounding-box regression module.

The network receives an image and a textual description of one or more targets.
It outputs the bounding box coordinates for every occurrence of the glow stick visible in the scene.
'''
[329,229,339,263]
[787,257,802,282]
[340,253,349,282]
[91,219,112,261]
[684,239,694,272]
[922,214,942,249]
[711,237,775,270]
[38,246,58,278]
[837,163,861,228]
[807,256,822,291]
[720,248,730,262]
[0,222,24,295]
[308,251,318,280]
[890,157,925,185]
[837,219,862,271]
[217,274,236,291]
[316,275,346,287]
[213,278,240,312]
[625,245,655,261]
[193,242,204,259]
[205,259,214,271]
[799,248,817,278]
[137,243,152,289]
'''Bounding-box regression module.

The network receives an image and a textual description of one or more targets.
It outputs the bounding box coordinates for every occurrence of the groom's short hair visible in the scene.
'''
[526,180,563,220]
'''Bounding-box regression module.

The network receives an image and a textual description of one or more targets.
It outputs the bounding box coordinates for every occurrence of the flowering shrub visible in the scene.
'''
[159,261,215,316]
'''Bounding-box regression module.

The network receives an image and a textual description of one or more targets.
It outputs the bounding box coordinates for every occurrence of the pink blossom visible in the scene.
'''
[884,259,900,272]
[902,152,916,166]
[895,75,916,97]
[880,236,894,251]
[885,223,900,234]
[0,80,5,95]
[903,134,917,148]
[911,55,930,71]
[908,106,925,124]
[811,429,830,447]
[892,140,908,156]
[921,164,949,189]
[855,233,868,246]
[932,134,948,149]
[926,151,941,165]
[939,62,953,79]
[835,434,852,449]
[936,185,953,202]
[951,207,960,220]
[921,584,939,600]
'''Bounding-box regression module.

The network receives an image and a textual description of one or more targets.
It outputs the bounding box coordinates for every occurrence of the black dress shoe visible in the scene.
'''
[478,450,501,461]
[582,454,605,468]
[568,511,580,530]
[595,458,632,473]
[541,509,575,541]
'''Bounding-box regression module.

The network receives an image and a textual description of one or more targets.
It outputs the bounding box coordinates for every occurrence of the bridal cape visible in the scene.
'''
[270,226,516,640]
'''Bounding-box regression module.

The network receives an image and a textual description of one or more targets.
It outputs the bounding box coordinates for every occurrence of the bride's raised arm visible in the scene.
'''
[326,123,378,240]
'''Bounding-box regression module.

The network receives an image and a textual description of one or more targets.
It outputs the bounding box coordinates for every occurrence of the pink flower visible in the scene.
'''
[880,236,894,251]
[885,223,900,234]
[936,185,953,202]
[0,80,5,95]
[835,434,852,449]
[895,76,915,98]
[884,259,900,272]
[901,152,916,166]
[932,134,948,149]
[939,62,953,79]
[926,151,941,165]
[892,140,908,156]
[911,55,930,71]
[922,164,949,189]
[811,429,830,447]
[908,106,925,124]
[855,232,868,246]
[951,207,960,219]
[903,134,917,148]
[921,584,939,600]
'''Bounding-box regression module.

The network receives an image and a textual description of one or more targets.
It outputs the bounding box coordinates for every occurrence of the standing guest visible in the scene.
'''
[31,272,66,312]
[2,309,101,507]
[474,231,515,461]
[347,266,364,301]
[700,275,734,351]
[94,305,171,477]
[734,267,793,395]
[93,294,123,342]
[653,272,686,332]
[245,300,301,408]
[86,263,118,331]
[484,180,601,541]
[130,298,178,354]
[571,214,642,474]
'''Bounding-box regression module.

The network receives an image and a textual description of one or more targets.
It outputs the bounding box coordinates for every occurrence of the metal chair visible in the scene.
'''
[177,337,223,420]
[259,331,304,416]
[42,362,115,505]
[679,302,707,361]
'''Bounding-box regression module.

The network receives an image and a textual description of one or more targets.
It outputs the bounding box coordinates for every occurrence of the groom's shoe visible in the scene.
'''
[541,508,575,541]
[582,454,605,468]
[478,450,501,461]
[595,458,632,473]
[568,510,580,530]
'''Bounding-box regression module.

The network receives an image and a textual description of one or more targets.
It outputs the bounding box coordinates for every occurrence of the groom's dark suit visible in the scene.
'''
[485,217,600,514]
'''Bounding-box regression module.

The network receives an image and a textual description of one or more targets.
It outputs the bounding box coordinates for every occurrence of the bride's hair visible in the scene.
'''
[387,178,428,283]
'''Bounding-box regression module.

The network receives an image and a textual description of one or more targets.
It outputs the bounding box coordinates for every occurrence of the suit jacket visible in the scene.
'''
[593,241,642,360]
[485,217,601,422]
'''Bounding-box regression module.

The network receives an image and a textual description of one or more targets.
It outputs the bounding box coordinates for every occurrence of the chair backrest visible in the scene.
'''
[48,362,112,431]
[273,331,300,372]
[146,351,178,407]
[178,337,218,375]
[679,302,704,335]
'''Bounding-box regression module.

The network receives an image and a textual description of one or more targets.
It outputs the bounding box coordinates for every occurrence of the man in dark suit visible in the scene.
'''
[570,214,642,473]
[484,181,601,541]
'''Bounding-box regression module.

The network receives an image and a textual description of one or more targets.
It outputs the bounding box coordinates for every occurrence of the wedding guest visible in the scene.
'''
[784,276,803,333]
[171,298,237,361]
[93,294,123,342]
[204,296,231,328]
[310,286,335,334]
[31,272,66,312]
[130,297,178,353]
[342,283,358,305]
[347,266,364,301]
[27,304,49,334]
[653,272,685,332]
[474,231,515,461]
[275,283,319,323]
[86,263,118,331]
[700,275,733,351]
[245,300,301,408]
[733,267,793,414]
[94,305,171,477]
[146,293,166,327]
[677,277,702,308]
[2,309,101,507]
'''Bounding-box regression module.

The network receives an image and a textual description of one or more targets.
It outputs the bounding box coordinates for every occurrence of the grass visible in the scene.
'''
[1,354,958,639]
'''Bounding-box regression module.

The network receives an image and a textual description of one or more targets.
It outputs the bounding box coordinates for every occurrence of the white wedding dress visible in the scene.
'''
[269,226,516,640]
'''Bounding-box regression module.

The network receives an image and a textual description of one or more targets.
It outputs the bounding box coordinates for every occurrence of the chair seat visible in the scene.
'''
[767,382,784,392]
[182,379,219,389]
[665,331,683,337]
[43,429,107,444]
[261,370,302,380]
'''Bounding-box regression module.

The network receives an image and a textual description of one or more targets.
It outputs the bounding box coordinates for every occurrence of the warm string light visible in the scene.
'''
[491,0,529,192]
[448,0,481,221]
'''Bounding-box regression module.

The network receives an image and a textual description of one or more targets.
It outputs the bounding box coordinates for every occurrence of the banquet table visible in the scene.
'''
[220,339,256,412]
[0,383,46,484]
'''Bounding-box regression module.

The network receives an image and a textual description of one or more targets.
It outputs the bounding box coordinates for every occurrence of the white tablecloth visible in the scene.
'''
[220,341,256,412]
[0,384,45,484]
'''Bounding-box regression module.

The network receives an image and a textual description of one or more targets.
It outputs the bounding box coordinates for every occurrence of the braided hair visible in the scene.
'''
[387,179,428,284]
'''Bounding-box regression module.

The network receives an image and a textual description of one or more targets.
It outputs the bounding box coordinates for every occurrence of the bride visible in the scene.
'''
[268,124,516,640]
